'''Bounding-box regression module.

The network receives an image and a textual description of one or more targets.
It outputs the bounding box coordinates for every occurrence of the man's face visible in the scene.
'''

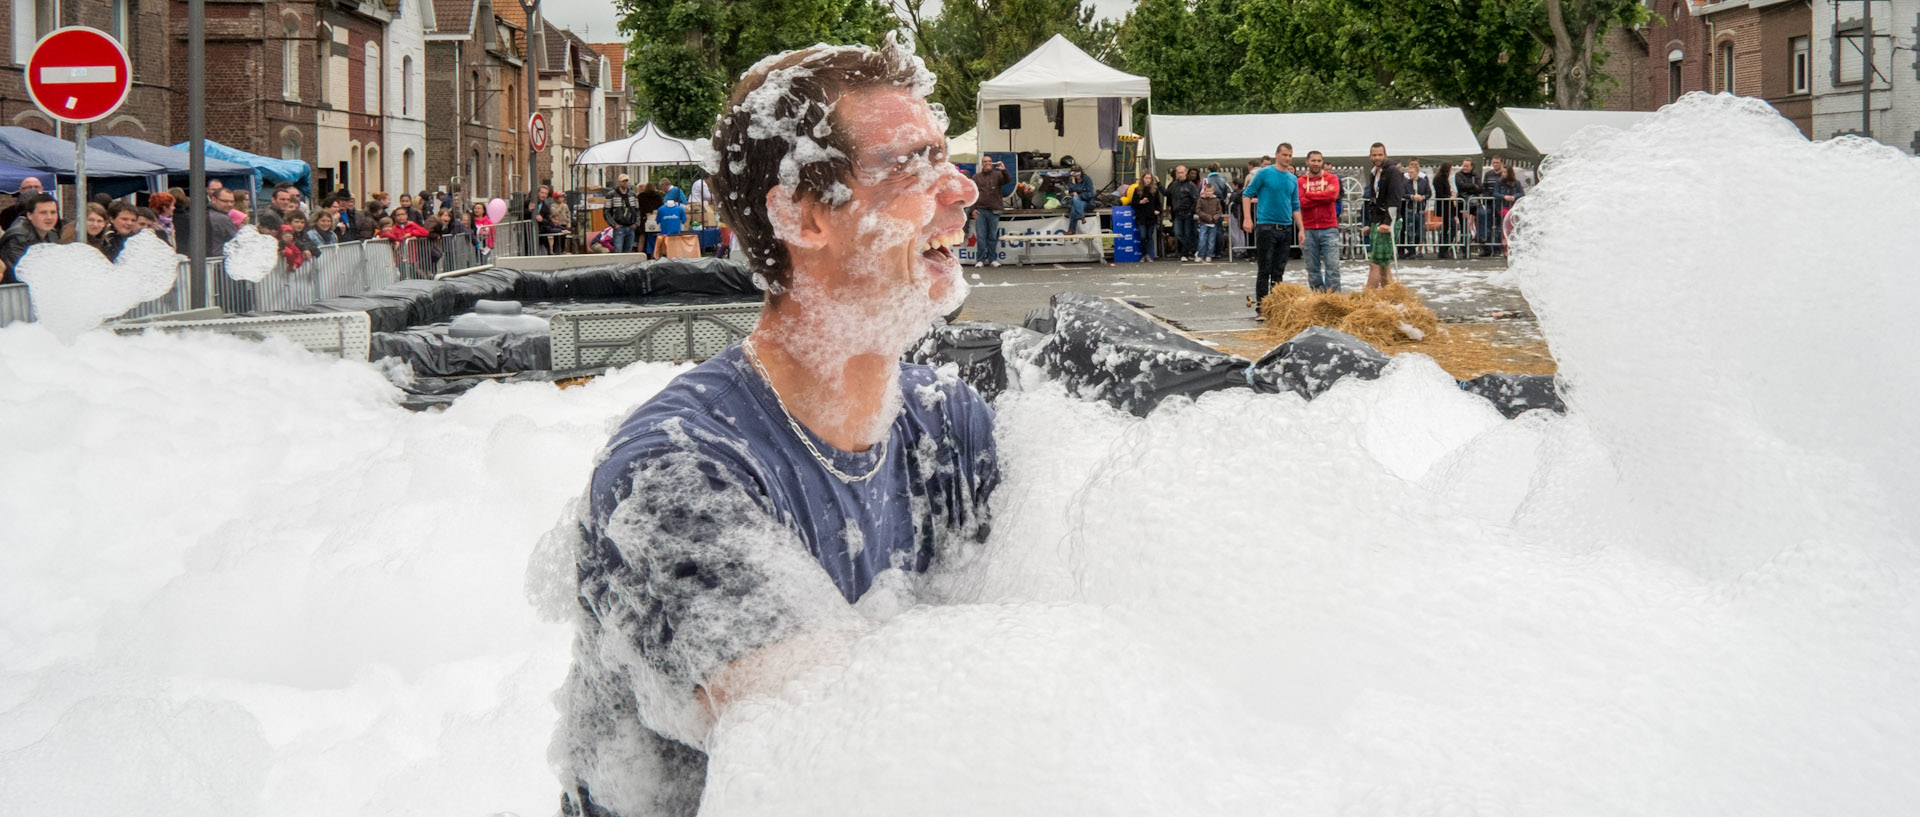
[27,202,58,233]
[1369,145,1387,167]
[208,181,223,197]
[1174,166,1188,181]
[1307,153,1324,174]
[1276,146,1293,168]
[274,190,293,210]
[1461,159,1474,175]
[213,191,235,212]
[789,87,974,320]
[17,178,42,199]
[1491,157,1505,174]
[1408,160,1421,175]
[112,210,140,235]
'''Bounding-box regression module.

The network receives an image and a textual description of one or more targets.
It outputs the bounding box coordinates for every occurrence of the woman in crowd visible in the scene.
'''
[149,192,178,246]
[1432,162,1456,259]
[61,203,112,251]
[306,210,340,249]
[1123,172,1163,262]
[1492,163,1525,256]
[469,202,494,250]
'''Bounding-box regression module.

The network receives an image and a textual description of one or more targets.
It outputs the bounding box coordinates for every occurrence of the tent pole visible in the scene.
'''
[188,0,208,309]
[1145,96,1156,179]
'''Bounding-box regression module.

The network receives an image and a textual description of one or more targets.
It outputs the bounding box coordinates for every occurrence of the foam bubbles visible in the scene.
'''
[222,228,281,283]
[14,231,180,341]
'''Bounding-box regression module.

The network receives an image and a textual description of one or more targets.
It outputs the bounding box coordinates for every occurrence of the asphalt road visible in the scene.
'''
[952,254,1539,352]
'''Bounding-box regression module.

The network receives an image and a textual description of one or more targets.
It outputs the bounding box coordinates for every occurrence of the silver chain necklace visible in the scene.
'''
[740,338,889,484]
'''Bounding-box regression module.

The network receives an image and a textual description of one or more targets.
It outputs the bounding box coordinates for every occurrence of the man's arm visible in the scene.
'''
[581,440,862,742]
[1241,174,1261,233]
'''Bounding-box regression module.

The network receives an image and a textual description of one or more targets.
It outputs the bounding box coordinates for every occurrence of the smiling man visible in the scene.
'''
[552,37,1000,817]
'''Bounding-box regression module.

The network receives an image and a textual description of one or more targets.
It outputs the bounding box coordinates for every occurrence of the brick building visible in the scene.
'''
[589,41,630,147]
[538,22,603,189]
[5,0,175,140]
[1811,0,1917,150]
[1596,0,1812,136]
[425,0,528,201]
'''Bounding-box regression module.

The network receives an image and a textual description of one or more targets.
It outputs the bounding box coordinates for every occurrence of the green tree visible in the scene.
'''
[1115,0,1259,115]
[903,0,1118,134]
[615,0,899,139]
[1520,0,1648,108]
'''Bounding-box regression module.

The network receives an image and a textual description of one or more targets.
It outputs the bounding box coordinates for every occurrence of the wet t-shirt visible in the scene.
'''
[555,344,998,817]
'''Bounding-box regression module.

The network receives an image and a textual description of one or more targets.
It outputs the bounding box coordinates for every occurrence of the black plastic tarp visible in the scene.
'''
[369,330,552,377]
[1021,292,1251,417]
[1247,326,1392,400]
[1460,373,1565,419]
[910,322,1022,402]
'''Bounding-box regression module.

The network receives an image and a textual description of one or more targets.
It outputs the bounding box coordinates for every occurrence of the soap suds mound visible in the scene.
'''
[1,95,1916,815]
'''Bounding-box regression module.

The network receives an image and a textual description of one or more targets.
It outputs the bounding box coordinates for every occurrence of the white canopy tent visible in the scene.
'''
[1478,107,1655,161]
[948,126,979,164]
[574,120,713,181]
[1149,108,1485,167]
[975,35,1150,188]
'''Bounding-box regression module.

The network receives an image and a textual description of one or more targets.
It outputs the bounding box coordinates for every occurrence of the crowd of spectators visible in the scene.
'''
[0,171,727,289]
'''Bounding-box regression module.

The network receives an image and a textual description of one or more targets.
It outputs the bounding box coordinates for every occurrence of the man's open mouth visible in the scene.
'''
[917,229,965,263]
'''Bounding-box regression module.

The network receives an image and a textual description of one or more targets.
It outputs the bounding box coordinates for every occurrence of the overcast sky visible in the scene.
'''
[536,0,1137,48]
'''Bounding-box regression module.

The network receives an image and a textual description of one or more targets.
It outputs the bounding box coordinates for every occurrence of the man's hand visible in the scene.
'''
[1242,217,1253,234]
[1377,223,1391,234]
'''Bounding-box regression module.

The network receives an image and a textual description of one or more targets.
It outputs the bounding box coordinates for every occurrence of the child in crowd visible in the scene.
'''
[1195,183,1224,263]
[277,226,305,268]
[287,212,320,263]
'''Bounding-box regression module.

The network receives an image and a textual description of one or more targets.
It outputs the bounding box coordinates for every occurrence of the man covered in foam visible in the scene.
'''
[549,35,996,816]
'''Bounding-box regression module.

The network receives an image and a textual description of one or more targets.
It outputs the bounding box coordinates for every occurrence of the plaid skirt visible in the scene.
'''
[1368,227,1395,266]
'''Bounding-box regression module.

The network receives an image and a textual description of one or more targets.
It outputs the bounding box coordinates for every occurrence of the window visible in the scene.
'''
[283,21,300,101]
[402,149,415,192]
[401,55,413,117]
[1718,42,1735,93]
[468,149,480,195]
[470,71,482,121]
[1835,21,1868,84]
[1669,57,1684,102]
[14,0,59,65]
[1791,36,1810,94]
[365,43,380,115]
[315,24,332,107]
[110,0,130,43]
[282,137,301,161]
[508,83,518,133]
[366,145,381,194]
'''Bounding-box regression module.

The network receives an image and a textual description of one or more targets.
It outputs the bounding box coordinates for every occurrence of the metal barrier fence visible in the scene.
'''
[120,258,200,320]
[212,238,406,314]
[0,282,31,327]
[487,220,539,259]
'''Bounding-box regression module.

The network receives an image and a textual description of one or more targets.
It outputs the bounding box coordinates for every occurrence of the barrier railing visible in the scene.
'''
[0,282,31,327]
[488,220,539,259]
[395,234,490,277]
[212,238,405,315]
[120,258,198,320]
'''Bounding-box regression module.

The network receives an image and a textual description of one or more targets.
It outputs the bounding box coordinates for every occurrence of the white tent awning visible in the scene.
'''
[948,127,979,163]
[977,34,1150,102]
[1149,108,1484,163]
[575,120,712,167]
[1478,107,1656,159]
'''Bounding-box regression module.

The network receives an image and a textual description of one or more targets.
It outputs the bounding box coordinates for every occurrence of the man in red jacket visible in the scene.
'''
[1297,150,1343,292]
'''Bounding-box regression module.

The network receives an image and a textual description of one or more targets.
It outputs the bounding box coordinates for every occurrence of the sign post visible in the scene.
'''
[24,27,132,224]
[529,113,550,153]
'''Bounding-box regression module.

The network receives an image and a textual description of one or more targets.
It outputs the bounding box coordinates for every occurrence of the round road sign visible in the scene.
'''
[25,27,132,125]
[529,113,549,152]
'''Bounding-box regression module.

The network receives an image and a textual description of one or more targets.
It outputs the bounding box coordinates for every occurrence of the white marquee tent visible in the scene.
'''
[975,35,1149,187]
[574,120,712,168]
[1149,108,1484,166]
[1478,107,1655,161]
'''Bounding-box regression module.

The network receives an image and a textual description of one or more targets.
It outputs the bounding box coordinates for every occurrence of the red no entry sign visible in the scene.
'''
[529,113,549,152]
[25,27,132,125]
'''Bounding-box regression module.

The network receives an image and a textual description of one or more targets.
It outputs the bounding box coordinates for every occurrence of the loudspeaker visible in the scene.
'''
[998,104,1022,130]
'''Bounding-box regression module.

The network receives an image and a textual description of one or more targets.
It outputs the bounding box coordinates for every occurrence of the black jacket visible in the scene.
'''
[1166,178,1199,215]
[1363,160,1406,225]
[0,218,60,283]
[605,187,640,227]
[1453,169,1483,199]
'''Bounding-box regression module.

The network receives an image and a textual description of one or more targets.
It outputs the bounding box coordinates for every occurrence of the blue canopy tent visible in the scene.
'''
[0,126,166,197]
[0,161,55,194]
[90,135,255,192]
[173,139,310,196]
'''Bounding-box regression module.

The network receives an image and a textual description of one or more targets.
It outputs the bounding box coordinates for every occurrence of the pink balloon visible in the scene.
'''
[487,198,508,223]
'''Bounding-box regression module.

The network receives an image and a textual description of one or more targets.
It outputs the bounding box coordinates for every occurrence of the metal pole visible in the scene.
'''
[527,0,543,203]
[74,123,88,219]
[189,0,209,308]
[1861,0,1873,137]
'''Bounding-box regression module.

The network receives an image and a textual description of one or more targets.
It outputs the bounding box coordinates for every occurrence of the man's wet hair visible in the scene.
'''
[709,36,929,290]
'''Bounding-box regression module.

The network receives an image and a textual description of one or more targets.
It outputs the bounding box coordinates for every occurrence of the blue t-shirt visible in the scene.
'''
[561,345,1000,812]
[1243,165,1302,226]
[656,202,687,235]
[663,186,687,204]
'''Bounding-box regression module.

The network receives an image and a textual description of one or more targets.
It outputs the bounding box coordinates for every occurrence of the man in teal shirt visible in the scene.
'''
[1240,142,1303,312]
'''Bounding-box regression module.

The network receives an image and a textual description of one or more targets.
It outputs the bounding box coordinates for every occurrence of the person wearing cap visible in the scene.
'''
[1063,165,1094,235]
[606,174,640,254]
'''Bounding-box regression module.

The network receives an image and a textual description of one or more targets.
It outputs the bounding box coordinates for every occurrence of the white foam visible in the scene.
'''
[1,94,1916,816]
[13,231,179,340]
[223,228,281,283]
